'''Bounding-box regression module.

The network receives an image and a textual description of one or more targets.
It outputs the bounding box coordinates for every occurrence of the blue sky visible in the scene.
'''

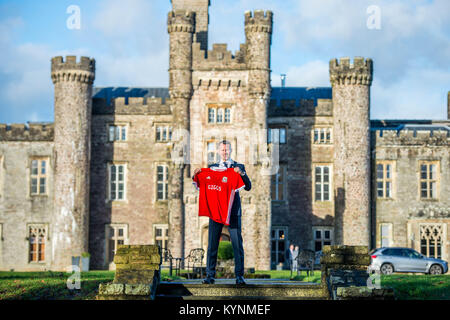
[0,0,449,124]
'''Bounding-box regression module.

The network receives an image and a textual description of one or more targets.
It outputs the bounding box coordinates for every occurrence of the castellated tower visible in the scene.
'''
[51,56,95,270]
[329,57,372,246]
[167,10,195,260]
[245,10,273,269]
[171,0,210,51]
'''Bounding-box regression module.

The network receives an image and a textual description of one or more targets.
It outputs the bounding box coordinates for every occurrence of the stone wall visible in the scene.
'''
[372,127,450,261]
[0,140,54,271]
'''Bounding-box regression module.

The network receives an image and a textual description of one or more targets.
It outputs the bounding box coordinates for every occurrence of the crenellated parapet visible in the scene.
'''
[0,123,54,141]
[268,98,333,117]
[373,129,450,146]
[167,10,195,33]
[51,56,95,84]
[329,57,373,86]
[244,10,273,33]
[193,43,247,70]
[92,97,172,115]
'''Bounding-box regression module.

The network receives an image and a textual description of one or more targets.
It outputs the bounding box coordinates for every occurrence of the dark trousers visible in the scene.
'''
[206,214,244,278]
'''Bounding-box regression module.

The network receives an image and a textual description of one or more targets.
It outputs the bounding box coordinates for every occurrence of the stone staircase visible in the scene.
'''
[155,279,329,300]
[96,245,395,300]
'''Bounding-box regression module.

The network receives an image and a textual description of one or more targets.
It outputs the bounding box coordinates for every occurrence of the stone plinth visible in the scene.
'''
[96,245,161,300]
[321,245,395,300]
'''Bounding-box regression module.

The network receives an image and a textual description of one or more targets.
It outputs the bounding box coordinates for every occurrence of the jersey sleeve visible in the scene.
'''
[192,171,201,191]
[234,171,246,192]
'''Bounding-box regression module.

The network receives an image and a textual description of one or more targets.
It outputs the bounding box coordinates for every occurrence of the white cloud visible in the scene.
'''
[90,0,169,86]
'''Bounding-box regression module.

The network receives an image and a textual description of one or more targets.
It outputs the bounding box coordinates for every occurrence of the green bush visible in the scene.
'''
[217,241,234,260]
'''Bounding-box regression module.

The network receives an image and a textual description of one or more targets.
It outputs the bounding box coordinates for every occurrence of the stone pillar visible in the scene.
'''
[245,10,273,270]
[51,56,95,270]
[97,245,161,300]
[330,57,372,247]
[167,10,195,260]
[320,245,394,300]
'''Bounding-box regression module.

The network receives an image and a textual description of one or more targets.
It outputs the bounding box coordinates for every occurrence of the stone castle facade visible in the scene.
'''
[0,0,449,271]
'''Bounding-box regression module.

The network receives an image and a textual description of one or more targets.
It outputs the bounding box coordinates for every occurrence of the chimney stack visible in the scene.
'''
[281,74,286,88]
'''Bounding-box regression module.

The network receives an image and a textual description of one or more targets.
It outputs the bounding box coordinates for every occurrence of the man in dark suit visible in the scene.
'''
[192,140,251,285]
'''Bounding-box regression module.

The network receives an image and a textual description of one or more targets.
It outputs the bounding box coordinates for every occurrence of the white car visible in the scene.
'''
[369,247,448,275]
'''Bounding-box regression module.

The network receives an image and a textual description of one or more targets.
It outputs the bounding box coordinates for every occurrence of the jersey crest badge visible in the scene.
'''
[222,176,227,183]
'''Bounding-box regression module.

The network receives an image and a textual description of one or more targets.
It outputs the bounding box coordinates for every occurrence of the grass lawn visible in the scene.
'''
[380,274,450,300]
[0,270,448,300]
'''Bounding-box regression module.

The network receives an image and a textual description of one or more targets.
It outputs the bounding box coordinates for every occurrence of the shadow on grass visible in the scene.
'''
[0,271,114,300]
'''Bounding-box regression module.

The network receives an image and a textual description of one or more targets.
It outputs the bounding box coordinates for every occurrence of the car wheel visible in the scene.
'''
[380,263,394,275]
[429,264,443,275]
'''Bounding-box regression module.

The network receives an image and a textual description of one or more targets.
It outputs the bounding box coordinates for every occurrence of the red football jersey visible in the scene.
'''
[192,167,246,226]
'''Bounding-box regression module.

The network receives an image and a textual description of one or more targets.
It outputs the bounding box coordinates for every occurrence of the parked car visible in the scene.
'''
[369,247,448,275]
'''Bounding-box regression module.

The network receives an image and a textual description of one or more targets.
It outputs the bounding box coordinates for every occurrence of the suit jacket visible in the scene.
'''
[207,160,251,217]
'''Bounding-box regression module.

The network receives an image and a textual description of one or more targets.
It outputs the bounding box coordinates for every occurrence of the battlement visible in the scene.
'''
[244,10,273,32]
[373,128,450,146]
[92,97,172,115]
[167,10,196,33]
[268,98,333,117]
[329,57,373,86]
[193,42,247,70]
[0,123,54,141]
[51,55,95,84]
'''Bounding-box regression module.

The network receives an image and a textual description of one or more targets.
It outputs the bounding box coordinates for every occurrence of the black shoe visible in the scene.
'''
[236,276,246,285]
[202,277,215,284]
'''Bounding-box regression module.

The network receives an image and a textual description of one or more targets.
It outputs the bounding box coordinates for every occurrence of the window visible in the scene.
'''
[313,227,333,252]
[206,141,221,165]
[420,224,443,259]
[156,125,172,142]
[207,105,231,123]
[107,224,128,263]
[271,227,287,267]
[268,128,286,144]
[157,165,168,200]
[313,127,332,144]
[314,165,330,201]
[224,108,231,123]
[108,125,127,141]
[402,249,422,259]
[154,225,169,250]
[208,108,216,123]
[419,161,439,199]
[271,165,286,201]
[216,108,223,123]
[30,158,47,195]
[380,223,392,247]
[108,163,126,201]
[28,225,47,263]
[376,161,394,198]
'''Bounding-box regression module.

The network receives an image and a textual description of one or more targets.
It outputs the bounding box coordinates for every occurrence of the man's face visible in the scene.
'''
[218,143,231,161]
[290,244,294,250]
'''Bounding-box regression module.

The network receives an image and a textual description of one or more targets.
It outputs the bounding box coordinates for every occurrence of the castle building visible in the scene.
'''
[0,1,449,271]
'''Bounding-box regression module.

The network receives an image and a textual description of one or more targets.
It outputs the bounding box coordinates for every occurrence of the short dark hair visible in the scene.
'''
[217,140,232,149]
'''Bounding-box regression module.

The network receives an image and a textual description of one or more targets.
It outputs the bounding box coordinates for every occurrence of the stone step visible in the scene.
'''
[156,279,330,300]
